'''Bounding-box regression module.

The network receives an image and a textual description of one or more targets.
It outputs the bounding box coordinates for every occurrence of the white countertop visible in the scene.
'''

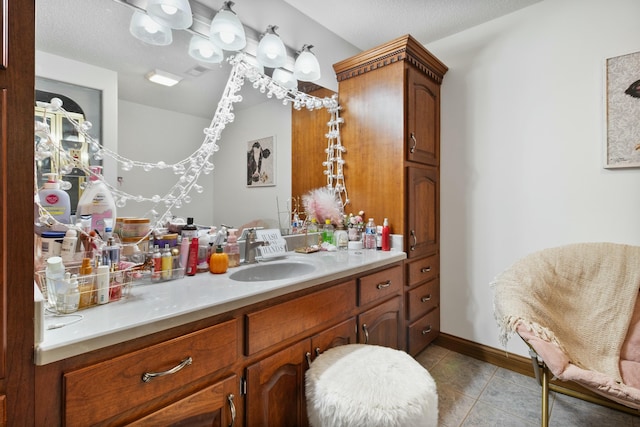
[35,249,406,365]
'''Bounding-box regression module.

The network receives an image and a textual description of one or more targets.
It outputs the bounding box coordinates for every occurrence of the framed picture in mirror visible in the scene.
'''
[247,136,275,187]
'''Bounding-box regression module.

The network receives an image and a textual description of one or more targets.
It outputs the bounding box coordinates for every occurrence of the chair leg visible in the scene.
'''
[541,362,550,427]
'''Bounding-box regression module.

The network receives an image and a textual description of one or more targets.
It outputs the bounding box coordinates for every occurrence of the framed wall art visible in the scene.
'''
[246,136,275,187]
[605,50,640,168]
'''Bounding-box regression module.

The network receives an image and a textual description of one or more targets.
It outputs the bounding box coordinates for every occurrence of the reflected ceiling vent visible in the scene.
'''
[185,65,211,77]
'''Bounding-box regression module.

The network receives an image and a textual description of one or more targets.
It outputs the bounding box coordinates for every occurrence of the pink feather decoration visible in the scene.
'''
[302,187,343,225]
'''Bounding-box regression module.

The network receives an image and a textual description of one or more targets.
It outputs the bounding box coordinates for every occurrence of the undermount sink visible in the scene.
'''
[229,261,316,282]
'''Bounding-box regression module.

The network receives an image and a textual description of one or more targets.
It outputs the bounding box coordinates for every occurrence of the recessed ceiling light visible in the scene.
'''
[145,69,183,87]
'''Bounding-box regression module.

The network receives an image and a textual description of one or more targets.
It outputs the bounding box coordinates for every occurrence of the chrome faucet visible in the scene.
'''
[243,228,266,264]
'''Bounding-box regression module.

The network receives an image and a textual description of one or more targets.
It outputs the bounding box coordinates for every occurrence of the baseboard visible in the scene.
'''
[434,333,640,416]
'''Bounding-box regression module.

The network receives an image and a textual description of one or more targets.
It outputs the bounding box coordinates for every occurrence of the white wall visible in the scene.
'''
[428,0,640,356]
[211,95,292,230]
[117,100,213,223]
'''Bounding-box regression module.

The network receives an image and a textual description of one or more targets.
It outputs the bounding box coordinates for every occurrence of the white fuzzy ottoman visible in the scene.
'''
[305,344,438,427]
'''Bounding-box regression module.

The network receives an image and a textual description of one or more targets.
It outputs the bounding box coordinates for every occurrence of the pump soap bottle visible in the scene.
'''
[224,229,240,268]
[38,173,71,224]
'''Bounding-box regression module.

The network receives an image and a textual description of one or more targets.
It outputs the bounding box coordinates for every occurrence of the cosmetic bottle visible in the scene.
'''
[76,166,117,236]
[151,244,162,281]
[78,257,94,308]
[45,256,66,310]
[60,274,80,314]
[38,173,71,224]
[186,237,199,276]
[224,229,240,268]
[334,225,349,251]
[96,263,110,305]
[307,218,318,233]
[381,218,391,251]
[60,229,78,263]
[161,244,172,280]
[181,217,198,241]
[179,236,190,273]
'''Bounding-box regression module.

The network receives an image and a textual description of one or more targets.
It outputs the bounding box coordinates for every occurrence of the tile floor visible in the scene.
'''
[415,344,640,426]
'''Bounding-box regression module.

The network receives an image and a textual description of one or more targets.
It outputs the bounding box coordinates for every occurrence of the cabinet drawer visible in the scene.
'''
[246,281,356,355]
[407,308,440,356]
[407,279,439,321]
[406,253,438,287]
[358,265,402,306]
[64,319,238,426]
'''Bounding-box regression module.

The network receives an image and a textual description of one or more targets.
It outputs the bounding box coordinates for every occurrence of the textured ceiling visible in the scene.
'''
[35,0,542,117]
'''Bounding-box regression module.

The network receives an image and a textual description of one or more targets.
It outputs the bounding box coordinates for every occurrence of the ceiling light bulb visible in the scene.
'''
[146,0,192,30]
[129,11,172,46]
[188,35,223,63]
[272,68,297,90]
[257,25,287,68]
[160,4,178,15]
[209,1,246,51]
[294,44,321,82]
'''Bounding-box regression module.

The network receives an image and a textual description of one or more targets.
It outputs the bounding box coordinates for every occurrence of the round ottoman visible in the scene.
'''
[305,344,438,427]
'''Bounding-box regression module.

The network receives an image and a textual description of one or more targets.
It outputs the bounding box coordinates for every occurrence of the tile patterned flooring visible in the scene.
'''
[415,344,640,426]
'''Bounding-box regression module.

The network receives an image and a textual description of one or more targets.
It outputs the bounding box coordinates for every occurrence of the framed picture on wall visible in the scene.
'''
[605,50,640,168]
[247,136,275,187]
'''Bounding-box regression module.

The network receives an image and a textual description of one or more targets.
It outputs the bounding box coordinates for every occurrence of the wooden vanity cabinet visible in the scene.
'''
[334,34,447,356]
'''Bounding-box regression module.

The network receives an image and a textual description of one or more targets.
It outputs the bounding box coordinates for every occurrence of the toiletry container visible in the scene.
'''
[181,217,198,241]
[334,227,348,251]
[60,229,78,263]
[322,219,334,244]
[60,274,80,314]
[45,256,66,310]
[38,173,71,224]
[224,229,240,268]
[209,245,228,274]
[161,244,173,280]
[95,263,110,305]
[78,257,94,308]
[76,166,117,236]
[381,218,391,251]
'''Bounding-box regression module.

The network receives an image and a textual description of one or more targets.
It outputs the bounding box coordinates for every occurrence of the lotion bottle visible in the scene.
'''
[76,166,117,236]
[60,229,78,263]
[38,173,71,224]
[96,263,110,305]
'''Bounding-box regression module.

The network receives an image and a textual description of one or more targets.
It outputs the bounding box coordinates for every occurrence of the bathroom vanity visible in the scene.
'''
[34,250,405,426]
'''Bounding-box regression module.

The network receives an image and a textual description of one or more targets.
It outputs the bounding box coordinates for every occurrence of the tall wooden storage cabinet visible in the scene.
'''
[333,35,447,356]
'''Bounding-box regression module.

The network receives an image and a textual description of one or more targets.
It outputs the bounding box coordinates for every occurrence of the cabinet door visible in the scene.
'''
[407,166,438,259]
[406,68,440,166]
[358,296,402,349]
[245,339,309,427]
[310,317,357,360]
[129,375,238,427]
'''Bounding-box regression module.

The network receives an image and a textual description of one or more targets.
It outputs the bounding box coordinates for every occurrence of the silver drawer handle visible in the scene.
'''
[421,294,432,303]
[376,280,391,289]
[410,230,417,251]
[305,351,312,367]
[228,394,236,427]
[421,326,432,335]
[410,132,417,153]
[362,324,369,344]
[420,266,431,273]
[141,356,192,383]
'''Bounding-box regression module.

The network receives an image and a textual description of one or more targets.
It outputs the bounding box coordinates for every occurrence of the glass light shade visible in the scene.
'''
[146,0,193,29]
[257,26,287,68]
[129,11,173,46]
[188,36,223,63]
[209,2,246,51]
[272,68,297,90]
[244,55,265,74]
[294,46,321,82]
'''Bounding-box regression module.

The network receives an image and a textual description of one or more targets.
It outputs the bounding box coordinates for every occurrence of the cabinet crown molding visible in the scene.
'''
[333,34,448,84]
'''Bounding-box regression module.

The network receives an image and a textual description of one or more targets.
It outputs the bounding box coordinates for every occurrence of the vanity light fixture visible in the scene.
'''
[188,35,223,63]
[145,69,183,87]
[272,68,297,90]
[209,1,246,51]
[146,0,193,29]
[294,44,321,82]
[256,25,287,69]
[129,10,173,46]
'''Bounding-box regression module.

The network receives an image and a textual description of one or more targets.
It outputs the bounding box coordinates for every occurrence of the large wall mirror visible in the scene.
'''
[35,0,357,231]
